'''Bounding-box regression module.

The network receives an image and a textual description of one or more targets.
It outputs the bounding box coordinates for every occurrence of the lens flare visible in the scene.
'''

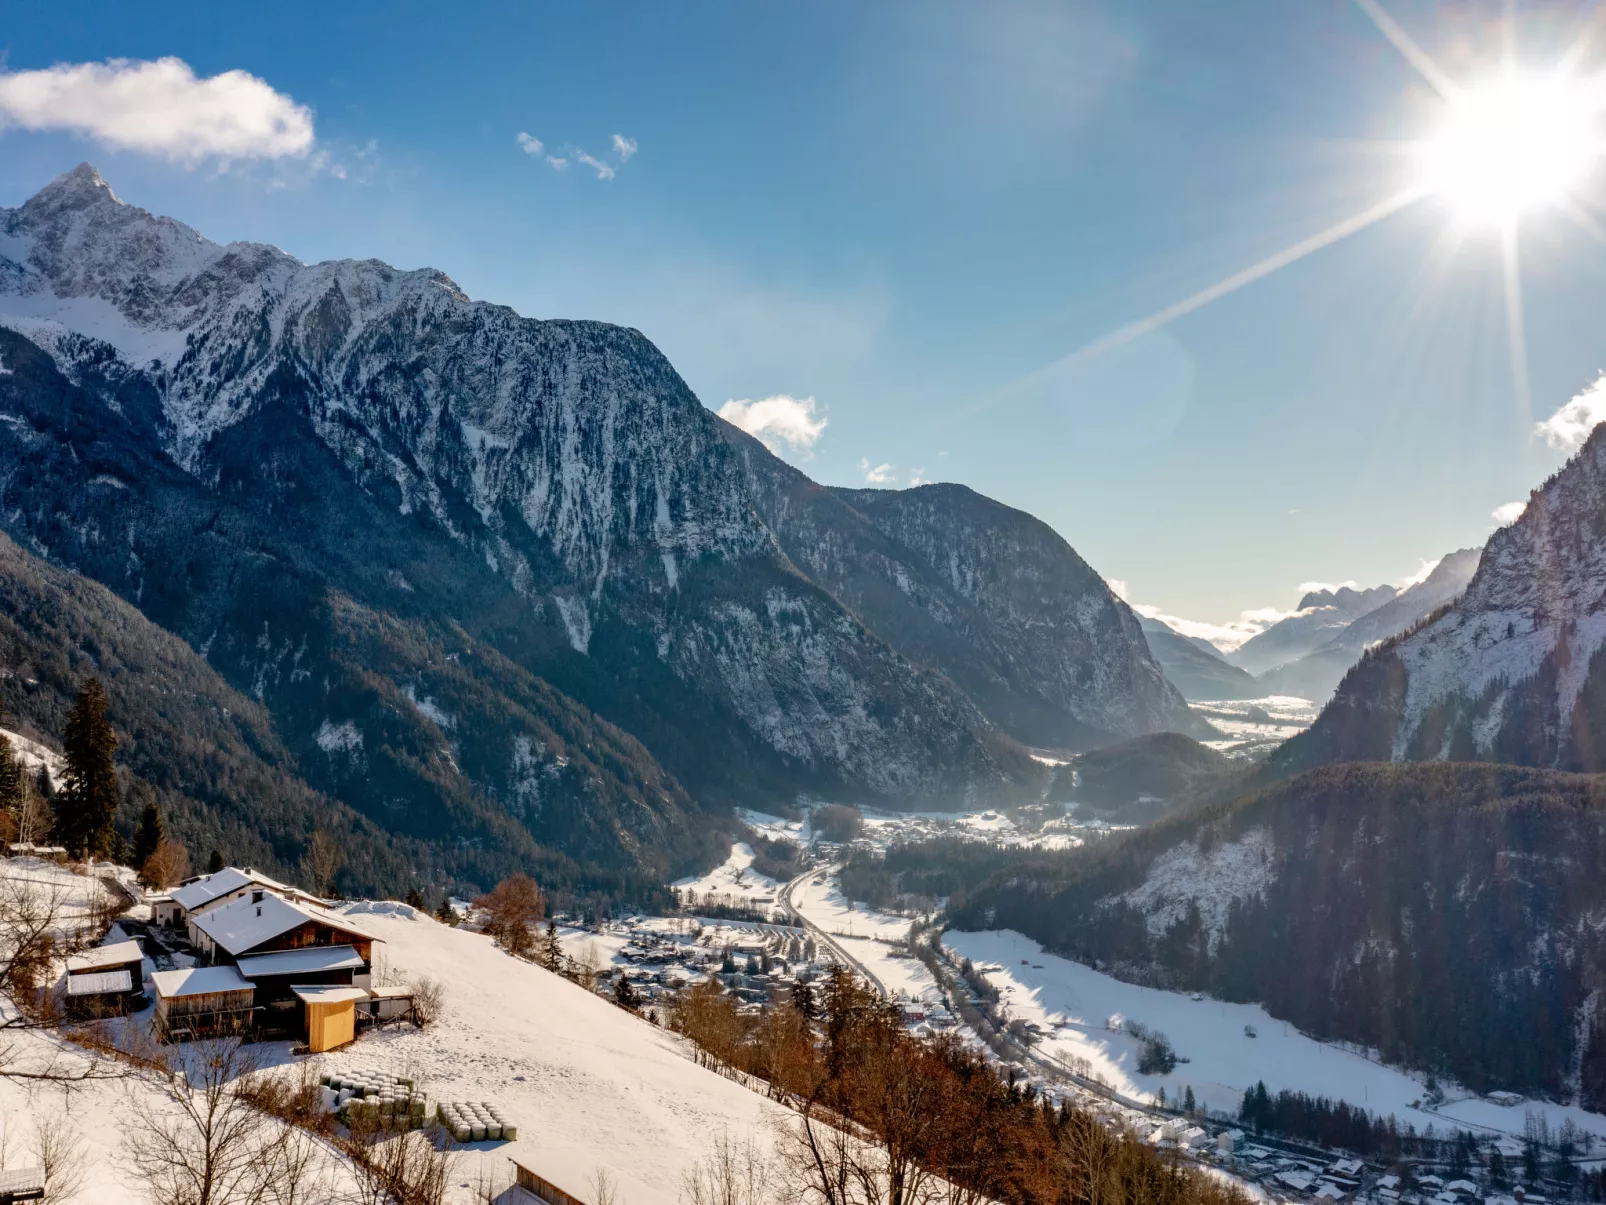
[1417,72,1603,226]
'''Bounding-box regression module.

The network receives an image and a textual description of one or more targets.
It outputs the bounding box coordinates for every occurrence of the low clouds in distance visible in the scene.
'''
[716,394,826,456]
[0,57,314,160]
[518,130,637,179]
[1492,500,1527,526]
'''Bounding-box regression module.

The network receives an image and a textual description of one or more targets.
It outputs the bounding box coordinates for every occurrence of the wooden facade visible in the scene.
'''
[512,1161,590,1205]
[154,986,255,1040]
[305,997,356,1053]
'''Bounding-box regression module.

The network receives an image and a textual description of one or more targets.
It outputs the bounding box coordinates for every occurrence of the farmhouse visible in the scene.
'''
[189,888,378,973]
[156,866,327,933]
[61,938,146,1018]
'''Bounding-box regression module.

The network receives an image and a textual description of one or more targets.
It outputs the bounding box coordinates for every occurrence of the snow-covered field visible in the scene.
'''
[330,902,789,1202]
[785,874,941,1005]
[1192,696,1317,754]
[0,857,793,1204]
[943,928,1606,1142]
[673,841,785,910]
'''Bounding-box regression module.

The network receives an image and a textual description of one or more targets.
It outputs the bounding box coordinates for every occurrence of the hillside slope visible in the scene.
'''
[952,761,1606,1107]
[1139,617,1261,701]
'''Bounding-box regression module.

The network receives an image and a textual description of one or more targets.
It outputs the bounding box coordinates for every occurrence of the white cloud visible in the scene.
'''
[1106,578,1130,600]
[1536,375,1606,453]
[547,155,569,171]
[1492,500,1527,525]
[612,133,638,162]
[1398,557,1442,589]
[717,394,827,455]
[575,149,616,180]
[1132,603,1292,652]
[0,57,313,161]
[860,459,896,486]
[516,131,544,156]
[908,467,929,486]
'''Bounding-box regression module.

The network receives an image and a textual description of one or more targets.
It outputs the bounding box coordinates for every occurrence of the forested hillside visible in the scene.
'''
[951,762,1606,1107]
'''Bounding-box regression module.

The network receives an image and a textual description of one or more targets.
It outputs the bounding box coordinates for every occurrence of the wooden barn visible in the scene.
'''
[189,889,379,981]
[150,966,255,1041]
[62,939,146,1019]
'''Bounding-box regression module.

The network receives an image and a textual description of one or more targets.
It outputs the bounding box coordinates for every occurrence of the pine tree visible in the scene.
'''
[435,895,455,925]
[1184,1085,1197,1115]
[207,848,225,874]
[58,678,119,859]
[405,887,424,910]
[0,698,21,818]
[613,973,640,1011]
[132,798,164,870]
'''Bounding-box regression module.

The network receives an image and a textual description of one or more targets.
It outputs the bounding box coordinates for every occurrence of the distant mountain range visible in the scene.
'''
[0,164,1202,894]
[1140,550,1480,705]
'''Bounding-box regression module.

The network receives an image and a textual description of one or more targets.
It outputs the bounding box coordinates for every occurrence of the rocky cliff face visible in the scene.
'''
[0,165,1193,866]
[1279,429,1606,772]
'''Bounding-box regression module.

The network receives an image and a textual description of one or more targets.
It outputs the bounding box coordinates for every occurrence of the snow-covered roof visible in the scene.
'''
[291,985,368,1004]
[191,890,377,956]
[66,969,133,995]
[150,966,253,999]
[236,945,365,978]
[66,939,143,973]
[171,866,322,914]
[0,1167,43,1194]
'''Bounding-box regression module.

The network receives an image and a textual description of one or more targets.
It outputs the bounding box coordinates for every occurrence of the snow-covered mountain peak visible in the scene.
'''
[23,161,123,213]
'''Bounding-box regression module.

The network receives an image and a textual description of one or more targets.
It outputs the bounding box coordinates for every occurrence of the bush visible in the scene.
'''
[811,804,863,844]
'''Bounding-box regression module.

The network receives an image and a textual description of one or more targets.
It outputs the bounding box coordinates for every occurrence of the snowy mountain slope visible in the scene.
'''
[1253,549,1480,702]
[1279,430,1606,771]
[0,164,1104,831]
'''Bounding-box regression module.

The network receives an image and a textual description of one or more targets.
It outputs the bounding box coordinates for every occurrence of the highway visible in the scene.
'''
[778,864,888,996]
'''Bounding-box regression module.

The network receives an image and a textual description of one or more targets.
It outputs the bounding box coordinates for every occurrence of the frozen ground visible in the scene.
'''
[943,928,1606,1142]
[673,841,785,910]
[333,902,790,1202]
[786,874,941,1006]
[1192,696,1318,755]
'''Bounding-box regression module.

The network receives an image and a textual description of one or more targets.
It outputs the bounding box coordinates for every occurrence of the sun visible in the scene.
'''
[1417,71,1604,228]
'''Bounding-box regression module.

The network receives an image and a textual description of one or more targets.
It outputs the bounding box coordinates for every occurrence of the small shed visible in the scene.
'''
[293,985,367,1053]
[0,1165,44,1204]
[511,1159,589,1205]
[62,939,146,1018]
[150,966,255,1041]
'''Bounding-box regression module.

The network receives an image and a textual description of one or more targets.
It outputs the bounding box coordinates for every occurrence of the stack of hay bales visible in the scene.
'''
[321,1069,429,1131]
[436,1100,517,1142]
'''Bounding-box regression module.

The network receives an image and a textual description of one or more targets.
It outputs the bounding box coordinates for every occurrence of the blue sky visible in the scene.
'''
[3,0,1605,637]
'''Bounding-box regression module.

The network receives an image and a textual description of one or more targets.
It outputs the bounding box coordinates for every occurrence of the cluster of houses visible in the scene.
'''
[64,866,410,1053]
[1226,1147,1557,1205]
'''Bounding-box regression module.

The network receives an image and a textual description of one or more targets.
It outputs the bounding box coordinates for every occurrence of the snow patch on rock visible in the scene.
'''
[1119,828,1276,949]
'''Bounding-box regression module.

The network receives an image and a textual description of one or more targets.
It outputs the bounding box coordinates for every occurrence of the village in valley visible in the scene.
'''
[0,688,1602,1205]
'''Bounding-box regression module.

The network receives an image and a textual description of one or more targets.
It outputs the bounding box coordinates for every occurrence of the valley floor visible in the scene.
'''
[942,928,1606,1144]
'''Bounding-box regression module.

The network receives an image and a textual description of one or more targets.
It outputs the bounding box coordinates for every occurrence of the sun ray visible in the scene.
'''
[1557,0,1606,76]
[968,188,1428,415]
[1501,220,1533,418]
[1355,0,1463,101]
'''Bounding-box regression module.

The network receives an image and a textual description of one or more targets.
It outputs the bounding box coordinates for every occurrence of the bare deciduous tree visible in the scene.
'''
[339,1111,453,1205]
[142,839,191,891]
[410,975,446,1028]
[300,829,342,898]
[590,1167,622,1205]
[681,1131,773,1205]
[32,1113,89,1203]
[123,1038,283,1205]
[472,874,544,959]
